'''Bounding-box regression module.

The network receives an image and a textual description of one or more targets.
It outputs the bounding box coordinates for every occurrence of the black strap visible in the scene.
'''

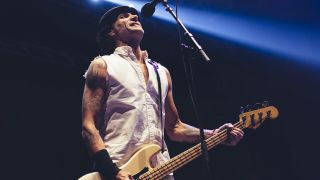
[148,59,165,152]
[93,149,120,179]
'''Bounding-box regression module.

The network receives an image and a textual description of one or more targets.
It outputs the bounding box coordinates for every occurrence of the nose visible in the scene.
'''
[130,14,139,21]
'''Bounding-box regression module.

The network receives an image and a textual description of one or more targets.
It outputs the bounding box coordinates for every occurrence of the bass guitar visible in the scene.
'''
[79,103,279,180]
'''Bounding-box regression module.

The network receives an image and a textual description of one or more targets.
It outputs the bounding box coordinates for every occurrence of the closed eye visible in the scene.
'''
[118,13,130,19]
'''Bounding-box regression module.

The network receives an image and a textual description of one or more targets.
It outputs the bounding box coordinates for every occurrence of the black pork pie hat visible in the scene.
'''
[96,6,140,53]
[97,6,140,41]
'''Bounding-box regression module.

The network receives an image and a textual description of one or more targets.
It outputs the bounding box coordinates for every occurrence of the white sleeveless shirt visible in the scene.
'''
[97,46,170,167]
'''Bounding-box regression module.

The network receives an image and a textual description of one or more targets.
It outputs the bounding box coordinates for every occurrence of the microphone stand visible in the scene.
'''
[161,0,211,62]
[159,0,213,179]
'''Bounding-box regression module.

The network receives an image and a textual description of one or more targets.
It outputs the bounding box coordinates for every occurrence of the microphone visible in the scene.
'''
[141,0,162,18]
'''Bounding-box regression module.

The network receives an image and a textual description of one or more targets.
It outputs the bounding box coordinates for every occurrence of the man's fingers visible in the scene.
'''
[229,131,238,141]
[225,123,233,129]
[116,170,133,180]
[216,123,244,146]
[217,123,233,132]
[232,128,244,137]
[223,127,244,146]
[129,174,134,180]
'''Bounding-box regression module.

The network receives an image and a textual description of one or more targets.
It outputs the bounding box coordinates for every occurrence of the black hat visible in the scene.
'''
[97,6,140,34]
[96,6,140,54]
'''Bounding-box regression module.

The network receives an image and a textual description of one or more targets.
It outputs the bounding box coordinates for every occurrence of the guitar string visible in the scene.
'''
[153,123,242,179]
[140,122,243,179]
[156,122,242,179]
[158,123,243,178]
[146,131,230,180]
[140,140,204,179]
[144,122,242,179]
[140,124,239,179]
[143,108,277,179]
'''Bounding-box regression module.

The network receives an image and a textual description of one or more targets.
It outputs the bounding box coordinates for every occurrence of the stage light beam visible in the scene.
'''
[94,0,320,67]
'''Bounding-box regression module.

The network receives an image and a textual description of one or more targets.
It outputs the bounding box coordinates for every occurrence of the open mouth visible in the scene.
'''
[129,22,141,27]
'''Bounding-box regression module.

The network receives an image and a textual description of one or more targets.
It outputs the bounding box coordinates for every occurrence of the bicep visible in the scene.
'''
[82,58,108,127]
[82,84,105,125]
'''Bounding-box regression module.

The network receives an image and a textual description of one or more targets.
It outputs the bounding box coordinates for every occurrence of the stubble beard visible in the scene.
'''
[125,25,144,44]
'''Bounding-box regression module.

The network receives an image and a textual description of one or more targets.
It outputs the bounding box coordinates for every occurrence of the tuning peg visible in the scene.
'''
[262,101,269,107]
[258,112,263,122]
[267,110,271,118]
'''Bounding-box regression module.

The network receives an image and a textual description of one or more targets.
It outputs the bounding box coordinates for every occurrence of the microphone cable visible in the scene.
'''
[175,1,214,180]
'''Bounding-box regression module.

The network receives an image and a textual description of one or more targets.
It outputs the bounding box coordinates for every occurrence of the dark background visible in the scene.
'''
[0,0,319,179]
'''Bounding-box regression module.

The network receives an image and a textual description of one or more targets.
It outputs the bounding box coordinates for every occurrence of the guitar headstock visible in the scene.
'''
[239,102,279,129]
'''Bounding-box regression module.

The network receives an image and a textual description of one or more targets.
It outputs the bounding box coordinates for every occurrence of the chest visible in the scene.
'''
[107,58,155,91]
[139,63,149,85]
[105,56,169,106]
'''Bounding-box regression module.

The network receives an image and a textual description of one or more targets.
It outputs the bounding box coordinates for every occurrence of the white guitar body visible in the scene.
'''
[79,144,161,180]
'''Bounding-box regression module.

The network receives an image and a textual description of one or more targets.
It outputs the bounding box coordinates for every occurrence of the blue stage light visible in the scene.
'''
[96,0,320,66]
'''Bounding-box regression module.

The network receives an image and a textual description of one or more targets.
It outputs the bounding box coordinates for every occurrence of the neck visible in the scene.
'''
[130,45,143,62]
[116,40,144,63]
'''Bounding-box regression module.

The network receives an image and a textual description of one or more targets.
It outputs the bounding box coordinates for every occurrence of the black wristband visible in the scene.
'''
[93,149,120,179]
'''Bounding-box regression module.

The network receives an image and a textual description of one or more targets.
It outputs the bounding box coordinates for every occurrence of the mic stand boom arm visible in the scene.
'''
[160,0,213,179]
[161,0,211,62]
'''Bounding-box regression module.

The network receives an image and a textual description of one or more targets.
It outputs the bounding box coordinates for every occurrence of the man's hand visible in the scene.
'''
[213,123,244,146]
[115,170,133,180]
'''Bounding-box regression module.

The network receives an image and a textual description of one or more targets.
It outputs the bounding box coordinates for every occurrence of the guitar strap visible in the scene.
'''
[148,59,166,153]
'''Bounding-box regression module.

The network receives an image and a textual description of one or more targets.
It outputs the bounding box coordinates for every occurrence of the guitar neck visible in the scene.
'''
[139,122,243,179]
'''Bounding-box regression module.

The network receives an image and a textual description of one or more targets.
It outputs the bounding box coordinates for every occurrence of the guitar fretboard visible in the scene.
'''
[139,122,243,179]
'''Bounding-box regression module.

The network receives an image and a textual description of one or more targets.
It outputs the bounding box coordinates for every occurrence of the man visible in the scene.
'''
[81,6,243,180]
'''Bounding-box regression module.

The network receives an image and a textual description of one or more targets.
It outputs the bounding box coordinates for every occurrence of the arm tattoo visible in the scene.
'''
[81,59,108,151]
[82,128,98,146]
[86,60,107,90]
[83,59,107,118]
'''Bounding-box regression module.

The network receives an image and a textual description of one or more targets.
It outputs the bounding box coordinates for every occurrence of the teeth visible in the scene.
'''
[131,23,140,26]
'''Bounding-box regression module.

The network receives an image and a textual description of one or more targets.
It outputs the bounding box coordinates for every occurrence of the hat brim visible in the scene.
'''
[97,6,140,33]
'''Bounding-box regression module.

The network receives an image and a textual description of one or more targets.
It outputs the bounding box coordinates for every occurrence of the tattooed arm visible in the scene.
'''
[164,68,212,143]
[81,57,108,155]
[82,57,133,180]
[164,68,244,144]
